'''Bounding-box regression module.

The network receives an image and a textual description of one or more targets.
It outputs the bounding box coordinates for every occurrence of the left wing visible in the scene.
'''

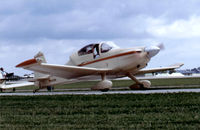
[135,63,184,75]
[16,58,112,79]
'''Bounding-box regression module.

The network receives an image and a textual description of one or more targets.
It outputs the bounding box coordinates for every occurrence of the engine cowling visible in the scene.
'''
[91,80,113,91]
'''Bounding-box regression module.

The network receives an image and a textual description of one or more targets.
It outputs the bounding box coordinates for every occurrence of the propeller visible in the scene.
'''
[145,43,165,58]
[157,43,165,51]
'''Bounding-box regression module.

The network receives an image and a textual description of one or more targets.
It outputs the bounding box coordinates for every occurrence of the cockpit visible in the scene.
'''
[78,43,114,56]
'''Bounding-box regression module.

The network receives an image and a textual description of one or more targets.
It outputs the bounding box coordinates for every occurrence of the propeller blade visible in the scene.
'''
[157,43,165,50]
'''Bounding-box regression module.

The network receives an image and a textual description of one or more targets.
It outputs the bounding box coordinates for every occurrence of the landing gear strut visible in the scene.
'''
[91,73,112,91]
[127,72,151,90]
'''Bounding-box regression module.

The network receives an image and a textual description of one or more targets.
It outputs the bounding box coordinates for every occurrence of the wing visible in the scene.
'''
[135,63,184,75]
[0,82,34,89]
[16,58,112,79]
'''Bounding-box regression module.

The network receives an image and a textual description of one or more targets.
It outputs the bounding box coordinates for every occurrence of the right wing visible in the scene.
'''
[16,58,112,79]
[135,63,184,75]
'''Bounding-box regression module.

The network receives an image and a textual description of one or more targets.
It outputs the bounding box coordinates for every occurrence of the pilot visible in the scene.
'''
[93,44,100,59]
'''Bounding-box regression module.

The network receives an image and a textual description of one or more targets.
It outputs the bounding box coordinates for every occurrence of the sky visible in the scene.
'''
[0,0,200,75]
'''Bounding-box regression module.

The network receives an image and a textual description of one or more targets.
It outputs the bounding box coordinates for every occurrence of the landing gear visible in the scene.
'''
[129,84,145,90]
[33,89,38,93]
[12,88,16,92]
[100,88,110,92]
[91,73,113,91]
[33,87,42,93]
[47,86,54,91]
[33,86,54,93]
[0,88,3,92]
[127,72,151,90]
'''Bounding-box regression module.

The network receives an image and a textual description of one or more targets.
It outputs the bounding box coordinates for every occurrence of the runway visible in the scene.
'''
[1,88,200,96]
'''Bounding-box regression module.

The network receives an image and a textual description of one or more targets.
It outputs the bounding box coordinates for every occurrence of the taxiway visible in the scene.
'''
[1,88,200,96]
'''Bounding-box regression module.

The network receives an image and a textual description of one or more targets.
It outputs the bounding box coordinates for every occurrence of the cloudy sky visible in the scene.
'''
[0,0,200,75]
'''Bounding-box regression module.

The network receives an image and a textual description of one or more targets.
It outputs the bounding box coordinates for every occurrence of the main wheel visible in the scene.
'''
[91,80,112,91]
[100,88,109,92]
[47,86,53,91]
[129,84,144,90]
[13,88,16,92]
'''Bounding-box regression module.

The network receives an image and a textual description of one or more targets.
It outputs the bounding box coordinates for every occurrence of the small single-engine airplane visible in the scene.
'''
[16,42,183,92]
[0,68,34,92]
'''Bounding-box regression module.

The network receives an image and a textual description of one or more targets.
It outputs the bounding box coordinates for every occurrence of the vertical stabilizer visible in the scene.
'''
[33,52,48,78]
[34,51,47,63]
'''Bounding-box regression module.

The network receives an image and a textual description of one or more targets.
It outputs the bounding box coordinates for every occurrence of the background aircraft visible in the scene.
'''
[16,42,183,92]
[0,68,33,92]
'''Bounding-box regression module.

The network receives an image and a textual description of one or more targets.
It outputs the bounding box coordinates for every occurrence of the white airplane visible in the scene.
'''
[16,42,183,92]
[0,69,34,92]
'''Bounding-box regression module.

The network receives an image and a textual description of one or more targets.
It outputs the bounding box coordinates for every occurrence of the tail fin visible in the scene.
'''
[34,51,47,63]
[33,52,48,78]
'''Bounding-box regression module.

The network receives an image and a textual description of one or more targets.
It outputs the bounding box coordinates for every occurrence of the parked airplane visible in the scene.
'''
[16,42,183,92]
[0,68,34,92]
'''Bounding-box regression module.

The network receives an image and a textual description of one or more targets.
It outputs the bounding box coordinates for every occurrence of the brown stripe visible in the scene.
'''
[78,51,140,66]
[16,58,37,67]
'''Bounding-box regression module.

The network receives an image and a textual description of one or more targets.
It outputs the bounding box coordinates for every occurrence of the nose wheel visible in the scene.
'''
[127,72,151,90]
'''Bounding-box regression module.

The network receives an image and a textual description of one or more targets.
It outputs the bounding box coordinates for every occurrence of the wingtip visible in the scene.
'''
[169,63,184,68]
[179,63,184,67]
[176,63,184,68]
[16,58,37,68]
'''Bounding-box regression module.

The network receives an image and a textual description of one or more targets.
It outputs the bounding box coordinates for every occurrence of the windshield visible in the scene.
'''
[78,42,117,56]
[101,43,113,53]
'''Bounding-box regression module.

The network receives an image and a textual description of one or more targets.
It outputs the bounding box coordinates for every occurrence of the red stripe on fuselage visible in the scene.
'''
[78,51,141,66]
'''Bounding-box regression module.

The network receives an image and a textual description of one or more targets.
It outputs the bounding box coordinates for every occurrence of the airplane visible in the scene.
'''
[0,68,34,92]
[16,42,183,92]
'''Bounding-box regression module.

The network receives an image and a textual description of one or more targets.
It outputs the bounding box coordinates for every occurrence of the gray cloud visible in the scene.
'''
[0,0,200,75]
[1,0,200,40]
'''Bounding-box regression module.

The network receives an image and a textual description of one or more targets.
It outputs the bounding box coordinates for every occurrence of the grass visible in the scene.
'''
[14,77,200,90]
[1,93,200,129]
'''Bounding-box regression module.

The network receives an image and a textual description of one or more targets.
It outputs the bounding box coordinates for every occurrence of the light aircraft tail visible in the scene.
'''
[31,52,53,92]
[33,52,48,79]
[19,52,70,92]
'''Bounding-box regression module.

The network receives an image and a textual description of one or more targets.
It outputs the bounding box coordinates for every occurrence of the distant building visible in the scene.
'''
[176,67,200,76]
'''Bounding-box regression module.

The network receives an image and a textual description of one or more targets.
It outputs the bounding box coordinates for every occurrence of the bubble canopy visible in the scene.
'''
[78,42,119,56]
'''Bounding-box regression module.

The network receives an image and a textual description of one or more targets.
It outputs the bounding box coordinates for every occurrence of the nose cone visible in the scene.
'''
[145,46,160,58]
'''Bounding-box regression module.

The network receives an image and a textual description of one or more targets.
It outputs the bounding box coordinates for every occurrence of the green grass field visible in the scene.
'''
[1,93,200,129]
[15,77,200,90]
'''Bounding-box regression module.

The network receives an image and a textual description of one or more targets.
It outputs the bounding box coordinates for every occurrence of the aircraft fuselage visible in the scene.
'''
[67,43,150,74]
